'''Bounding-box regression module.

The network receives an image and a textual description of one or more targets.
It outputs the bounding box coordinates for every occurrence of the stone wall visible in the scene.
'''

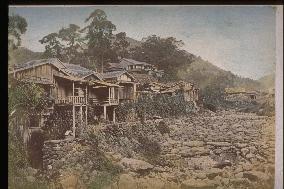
[42,138,101,184]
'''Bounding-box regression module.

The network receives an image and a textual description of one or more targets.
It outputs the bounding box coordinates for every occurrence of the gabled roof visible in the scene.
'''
[121,58,153,66]
[130,73,158,84]
[62,63,102,80]
[107,58,154,70]
[13,58,67,73]
[99,70,135,81]
[12,58,102,81]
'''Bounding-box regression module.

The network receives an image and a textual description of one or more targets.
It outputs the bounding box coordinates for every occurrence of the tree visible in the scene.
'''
[39,32,64,60]
[82,9,116,72]
[8,14,28,50]
[130,35,192,81]
[112,32,130,58]
[58,24,85,63]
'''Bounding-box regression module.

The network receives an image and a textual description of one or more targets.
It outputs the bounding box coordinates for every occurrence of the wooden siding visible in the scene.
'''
[118,74,133,82]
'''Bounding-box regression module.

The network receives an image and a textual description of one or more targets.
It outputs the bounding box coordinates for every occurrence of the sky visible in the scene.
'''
[9,5,276,80]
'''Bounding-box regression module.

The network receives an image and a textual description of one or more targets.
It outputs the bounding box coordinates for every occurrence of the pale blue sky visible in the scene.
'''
[9,5,276,80]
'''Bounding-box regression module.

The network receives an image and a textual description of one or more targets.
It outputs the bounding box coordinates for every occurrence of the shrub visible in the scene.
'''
[116,94,195,122]
[203,103,217,112]
[42,106,72,140]
[137,135,161,158]
[156,121,170,135]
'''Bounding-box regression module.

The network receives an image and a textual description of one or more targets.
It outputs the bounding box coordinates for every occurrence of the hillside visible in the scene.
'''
[176,56,261,91]
[258,73,275,91]
[126,37,142,50]
[8,47,43,67]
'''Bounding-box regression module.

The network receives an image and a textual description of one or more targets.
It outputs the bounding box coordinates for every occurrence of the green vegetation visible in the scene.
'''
[116,94,196,122]
[8,78,49,189]
[42,107,73,140]
[8,14,27,50]
[130,35,195,81]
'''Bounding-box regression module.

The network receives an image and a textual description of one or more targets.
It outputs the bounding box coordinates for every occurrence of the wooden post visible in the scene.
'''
[117,87,120,102]
[103,105,107,120]
[80,105,83,124]
[85,106,88,125]
[72,82,76,137]
[133,83,136,100]
[113,107,116,123]
[72,105,75,137]
[73,82,75,96]
[108,87,111,104]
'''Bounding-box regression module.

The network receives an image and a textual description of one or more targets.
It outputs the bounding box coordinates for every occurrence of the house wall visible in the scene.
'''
[14,64,68,82]
[118,74,132,82]
[119,83,134,100]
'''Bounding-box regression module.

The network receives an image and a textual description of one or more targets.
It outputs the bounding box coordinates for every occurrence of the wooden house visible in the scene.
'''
[224,87,259,101]
[105,58,165,78]
[10,58,120,137]
[100,71,137,103]
[160,81,200,102]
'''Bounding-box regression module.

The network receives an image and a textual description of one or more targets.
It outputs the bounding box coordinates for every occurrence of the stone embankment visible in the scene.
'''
[42,110,275,189]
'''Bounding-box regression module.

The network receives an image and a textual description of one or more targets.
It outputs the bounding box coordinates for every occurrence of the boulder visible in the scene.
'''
[119,158,154,172]
[205,168,223,179]
[180,147,210,158]
[183,141,205,147]
[243,171,270,182]
[207,142,231,147]
[213,160,232,169]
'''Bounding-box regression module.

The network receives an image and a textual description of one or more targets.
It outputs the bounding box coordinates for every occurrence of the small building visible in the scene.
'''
[100,70,137,103]
[160,81,200,102]
[225,87,259,101]
[106,58,163,77]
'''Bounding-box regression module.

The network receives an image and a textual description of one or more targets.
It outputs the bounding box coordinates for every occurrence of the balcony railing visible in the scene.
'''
[55,96,87,105]
[89,97,119,105]
[108,98,119,105]
[68,96,87,105]
[55,96,119,106]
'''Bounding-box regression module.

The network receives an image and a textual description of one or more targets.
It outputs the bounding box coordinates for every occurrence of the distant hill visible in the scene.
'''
[125,37,142,50]
[176,56,262,91]
[258,73,275,91]
[9,47,43,68]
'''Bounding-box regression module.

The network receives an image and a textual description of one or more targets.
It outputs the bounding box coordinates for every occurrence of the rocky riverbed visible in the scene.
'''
[42,110,275,189]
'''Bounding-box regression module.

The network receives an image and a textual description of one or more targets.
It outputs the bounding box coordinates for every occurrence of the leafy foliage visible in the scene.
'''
[42,106,72,140]
[130,35,194,81]
[116,94,195,122]
[156,121,170,135]
[8,80,49,189]
[8,14,28,50]
[137,135,161,158]
[112,32,130,58]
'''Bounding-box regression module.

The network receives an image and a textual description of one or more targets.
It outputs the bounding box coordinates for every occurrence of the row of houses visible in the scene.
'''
[9,58,200,137]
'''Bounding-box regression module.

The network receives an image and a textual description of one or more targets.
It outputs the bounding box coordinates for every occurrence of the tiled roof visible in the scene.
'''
[107,58,153,69]
[14,58,66,71]
[61,63,101,79]
[13,58,102,80]
[130,73,158,84]
[99,70,128,79]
